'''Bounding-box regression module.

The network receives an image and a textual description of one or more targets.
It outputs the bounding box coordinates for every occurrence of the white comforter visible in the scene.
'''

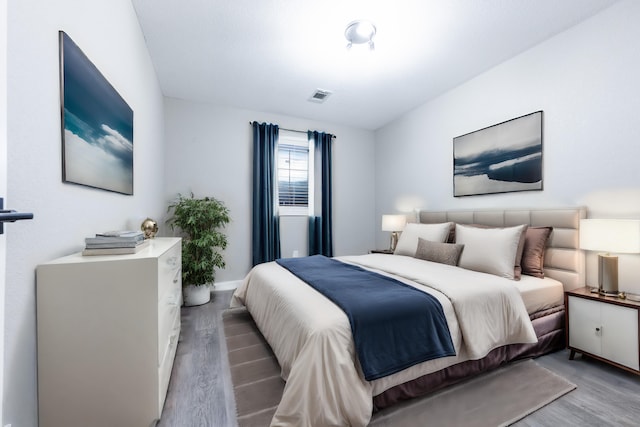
[230,254,537,426]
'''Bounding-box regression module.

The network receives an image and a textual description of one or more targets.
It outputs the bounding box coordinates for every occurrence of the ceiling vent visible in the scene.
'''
[308,89,332,103]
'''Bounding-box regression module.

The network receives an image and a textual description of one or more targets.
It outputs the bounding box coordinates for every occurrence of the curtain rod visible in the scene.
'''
[249,121,336,139]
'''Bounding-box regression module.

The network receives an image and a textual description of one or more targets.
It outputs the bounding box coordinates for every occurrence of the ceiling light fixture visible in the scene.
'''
[345,20,376,50]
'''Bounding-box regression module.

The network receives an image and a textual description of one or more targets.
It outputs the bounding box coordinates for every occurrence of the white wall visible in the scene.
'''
[0,1,8,421]
[375,1,640,292]
[164,98,376,282]
[280,216,309,259]
[5,1,165,425]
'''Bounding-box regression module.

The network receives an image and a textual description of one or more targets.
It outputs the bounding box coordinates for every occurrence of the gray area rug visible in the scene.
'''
[223,308,576,427]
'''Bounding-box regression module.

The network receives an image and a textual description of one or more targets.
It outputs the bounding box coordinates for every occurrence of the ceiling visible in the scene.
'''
[131,0,618,131]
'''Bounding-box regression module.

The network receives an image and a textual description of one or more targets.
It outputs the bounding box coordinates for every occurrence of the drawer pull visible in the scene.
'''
[169,333,178,347]
[166,290,181,307]
[166,256,179,269]
[169,327,180,347]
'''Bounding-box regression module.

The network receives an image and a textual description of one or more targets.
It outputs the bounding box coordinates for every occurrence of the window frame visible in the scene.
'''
[276,131,314,217]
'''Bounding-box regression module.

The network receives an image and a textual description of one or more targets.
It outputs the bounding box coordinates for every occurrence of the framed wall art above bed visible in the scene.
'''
[453,111,543,197]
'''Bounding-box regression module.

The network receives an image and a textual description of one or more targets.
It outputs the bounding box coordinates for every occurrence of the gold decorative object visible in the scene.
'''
[141,218,158,239]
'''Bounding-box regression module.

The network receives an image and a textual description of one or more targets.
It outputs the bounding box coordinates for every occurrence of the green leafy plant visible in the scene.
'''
[166,193,231,287]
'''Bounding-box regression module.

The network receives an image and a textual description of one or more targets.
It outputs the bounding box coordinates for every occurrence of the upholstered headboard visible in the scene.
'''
[417,207,587,291]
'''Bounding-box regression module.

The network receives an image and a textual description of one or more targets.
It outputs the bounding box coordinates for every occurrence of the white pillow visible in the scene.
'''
[394,222,452,256]
[455,224,527,279]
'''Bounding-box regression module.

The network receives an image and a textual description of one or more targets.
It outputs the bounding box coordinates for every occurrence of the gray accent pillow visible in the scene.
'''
[522,226,553,278]
[394,222,453,256]
[414,238,464,266]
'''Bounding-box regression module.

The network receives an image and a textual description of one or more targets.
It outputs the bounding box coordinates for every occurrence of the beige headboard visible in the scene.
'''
[417,207,587,291]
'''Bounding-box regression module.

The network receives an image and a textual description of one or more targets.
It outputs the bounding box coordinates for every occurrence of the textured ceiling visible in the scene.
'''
[132,0,618,130]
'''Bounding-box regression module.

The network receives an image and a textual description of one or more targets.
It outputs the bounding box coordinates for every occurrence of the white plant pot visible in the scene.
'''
[183,284,211,306]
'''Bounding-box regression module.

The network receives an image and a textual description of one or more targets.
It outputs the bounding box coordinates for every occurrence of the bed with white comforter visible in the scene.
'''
[232,254,541,426]
[230,207,585,426]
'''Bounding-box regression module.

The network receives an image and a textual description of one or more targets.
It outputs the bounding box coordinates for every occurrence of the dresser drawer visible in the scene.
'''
[158,312,180,409]
[158,297,181,365]
[158,242,181,300]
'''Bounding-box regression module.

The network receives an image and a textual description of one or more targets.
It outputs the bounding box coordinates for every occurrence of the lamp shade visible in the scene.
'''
[579,219,640,254]
[382,214,407,232]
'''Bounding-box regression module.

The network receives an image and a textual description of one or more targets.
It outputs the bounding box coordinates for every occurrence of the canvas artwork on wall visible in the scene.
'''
[59,31,134,195]
[453,111,543,197]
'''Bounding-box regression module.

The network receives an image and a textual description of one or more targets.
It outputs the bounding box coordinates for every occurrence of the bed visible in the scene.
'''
[230,207,586,426]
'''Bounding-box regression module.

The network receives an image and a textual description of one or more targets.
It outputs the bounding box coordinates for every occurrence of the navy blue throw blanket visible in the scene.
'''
[276,255,455,381]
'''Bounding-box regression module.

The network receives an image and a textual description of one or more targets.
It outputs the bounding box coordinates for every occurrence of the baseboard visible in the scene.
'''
[213,280,241,291]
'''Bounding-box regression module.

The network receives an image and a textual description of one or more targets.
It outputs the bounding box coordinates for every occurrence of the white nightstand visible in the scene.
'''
[566,287,640,374]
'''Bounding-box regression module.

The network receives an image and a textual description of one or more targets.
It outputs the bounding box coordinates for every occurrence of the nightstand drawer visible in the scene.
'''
[601,303,639,370]
[568,297,602,355]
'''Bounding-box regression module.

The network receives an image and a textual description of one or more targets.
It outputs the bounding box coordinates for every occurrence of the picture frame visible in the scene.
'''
[453,111,543,197]
[59,31,134,195]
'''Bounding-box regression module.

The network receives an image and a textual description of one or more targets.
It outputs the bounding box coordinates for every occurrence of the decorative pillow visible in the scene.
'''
[522,226,553,278]
[455,224,528,280]
[445,224,456,243]
[394,222,453,256]
[414,238,464,266]
[464,223,527,280]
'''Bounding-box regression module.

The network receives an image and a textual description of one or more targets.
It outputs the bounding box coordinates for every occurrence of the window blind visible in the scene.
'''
[278,143,309,207]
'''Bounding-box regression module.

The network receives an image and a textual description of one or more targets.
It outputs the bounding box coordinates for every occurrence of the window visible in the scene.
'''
[277,132,313,216]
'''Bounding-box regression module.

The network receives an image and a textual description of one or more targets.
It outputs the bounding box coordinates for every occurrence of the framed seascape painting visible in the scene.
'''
[59,31,134,195]
[453,111,543,197]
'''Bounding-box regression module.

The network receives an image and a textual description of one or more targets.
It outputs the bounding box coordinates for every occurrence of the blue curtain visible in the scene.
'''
[308,131,333,257]
[252,122,281,266]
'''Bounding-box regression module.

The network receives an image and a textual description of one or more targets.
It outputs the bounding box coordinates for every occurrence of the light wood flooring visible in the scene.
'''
[159,290,640,426]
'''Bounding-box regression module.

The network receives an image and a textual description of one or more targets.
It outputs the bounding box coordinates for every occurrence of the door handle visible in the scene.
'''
[0,198,34,234]
[0,210,34,222]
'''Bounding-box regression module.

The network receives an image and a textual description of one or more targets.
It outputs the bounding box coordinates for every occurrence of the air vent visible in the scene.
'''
[308,89,332,103]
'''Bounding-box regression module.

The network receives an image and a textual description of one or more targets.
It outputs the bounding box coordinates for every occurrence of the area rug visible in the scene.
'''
[223,307,576,427]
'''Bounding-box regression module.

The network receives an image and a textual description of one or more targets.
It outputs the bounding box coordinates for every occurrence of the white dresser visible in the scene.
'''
[36,237,182,427]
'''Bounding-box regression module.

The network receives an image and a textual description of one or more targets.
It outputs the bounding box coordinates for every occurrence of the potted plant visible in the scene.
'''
[166,193,230,306]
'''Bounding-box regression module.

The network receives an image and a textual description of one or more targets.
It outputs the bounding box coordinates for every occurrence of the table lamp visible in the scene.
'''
[579,219,640,295]
[382,214,407,252]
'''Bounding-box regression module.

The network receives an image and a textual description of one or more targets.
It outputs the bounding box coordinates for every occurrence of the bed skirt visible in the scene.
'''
[373,305,565,411]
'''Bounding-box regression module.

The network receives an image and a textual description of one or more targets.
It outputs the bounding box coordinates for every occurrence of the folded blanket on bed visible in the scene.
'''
[276,255,456,380]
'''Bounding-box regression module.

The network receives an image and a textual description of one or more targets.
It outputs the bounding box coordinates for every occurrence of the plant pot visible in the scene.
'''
[183,284,211,306]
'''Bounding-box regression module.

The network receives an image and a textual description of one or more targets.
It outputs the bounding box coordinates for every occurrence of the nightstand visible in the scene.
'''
[370,249,394,254]
[565,287,640,374]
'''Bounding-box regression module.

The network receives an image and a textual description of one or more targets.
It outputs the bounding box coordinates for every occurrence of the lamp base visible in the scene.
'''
[598,253,618,295]
[389,231,399,252]
[590,287,621,297]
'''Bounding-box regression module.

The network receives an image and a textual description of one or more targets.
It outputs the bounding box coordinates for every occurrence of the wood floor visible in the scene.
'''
[159,290,640,427]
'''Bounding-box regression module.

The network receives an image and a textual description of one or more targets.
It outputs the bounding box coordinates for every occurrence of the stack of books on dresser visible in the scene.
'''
[82,231,149,256]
